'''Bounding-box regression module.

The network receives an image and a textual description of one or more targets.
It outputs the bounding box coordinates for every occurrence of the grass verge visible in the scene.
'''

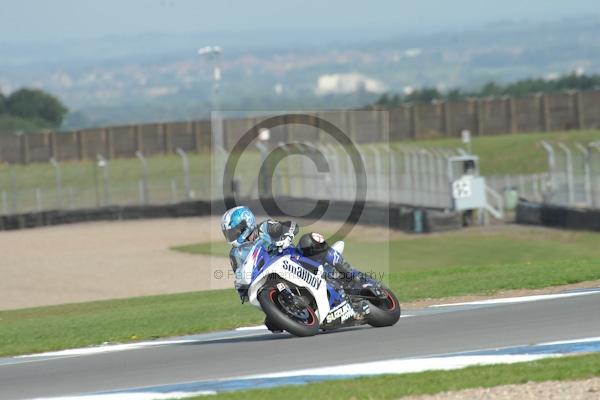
[173,228,600,300]
[0,290,263,357]
[197,353,600,400]
[411,128,600,175]
[2,228,600,357]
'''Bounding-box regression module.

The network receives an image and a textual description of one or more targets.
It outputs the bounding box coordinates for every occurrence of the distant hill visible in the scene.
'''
[2,16,600,129]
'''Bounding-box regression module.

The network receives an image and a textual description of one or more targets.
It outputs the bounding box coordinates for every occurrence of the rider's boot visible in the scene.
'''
[327,249,370,293]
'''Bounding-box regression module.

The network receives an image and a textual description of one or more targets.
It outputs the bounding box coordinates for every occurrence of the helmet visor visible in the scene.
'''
[223,221,248,243]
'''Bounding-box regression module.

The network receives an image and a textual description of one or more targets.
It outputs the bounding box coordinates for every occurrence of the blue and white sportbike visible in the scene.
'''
[236,240,401,337]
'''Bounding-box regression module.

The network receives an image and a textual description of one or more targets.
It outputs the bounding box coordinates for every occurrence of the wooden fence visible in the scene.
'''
[2,90,600,164]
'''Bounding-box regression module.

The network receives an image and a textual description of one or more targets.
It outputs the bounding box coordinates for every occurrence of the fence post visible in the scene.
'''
[573,92,585,130]
[400,148,412,204]
[557,143,574,205]
[575,143,592,206]
[20,133,29,165]
[475,99,484,136]
[368,145,385,202]
[541,141,556,201]
[410,104,420,140]
[50,158,63,208]
[1,191,7,215]
[35,188,42,212]
[378,110,389,142]
[162,123,172,155]
[192,120,200,153]
[345,111,356,142]
[532,174,540,202]
[170,179,178,203]
[105,128,114,159]
[254,139,269,198]
[442,101,452,137]
[9,167,17,214]
[540,94,550,132]
[135,151,149,205]
[176,148,191,200]
[133,125,142,154]
[431,148,447,208]
[507,96,517,133]
[77,130,85,160]
[96,154,110,206]
[590,145,600,208]
[49,131,58,160]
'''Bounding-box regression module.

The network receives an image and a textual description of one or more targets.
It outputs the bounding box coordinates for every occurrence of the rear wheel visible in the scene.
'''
[367,287,401,327]
[258,281,320,337]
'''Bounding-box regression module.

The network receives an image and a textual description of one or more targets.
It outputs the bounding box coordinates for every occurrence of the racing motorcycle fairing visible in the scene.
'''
[246,244,333,323]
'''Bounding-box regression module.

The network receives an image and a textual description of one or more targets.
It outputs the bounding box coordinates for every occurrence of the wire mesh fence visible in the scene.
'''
[266,143,463,209]
[485,173,548,204]
[541,141,600,208]
[0,143,533,216]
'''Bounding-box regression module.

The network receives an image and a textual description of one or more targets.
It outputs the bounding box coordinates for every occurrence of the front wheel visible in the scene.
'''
[367,287,401,327]
[258,281,320,337]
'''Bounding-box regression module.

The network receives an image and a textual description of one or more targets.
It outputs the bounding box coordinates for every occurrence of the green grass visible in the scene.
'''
[411,129,600,175]
[199,353,600,400]
[3,228,600,357]
[173,228,600,299]
[0,290,263,357]
[0,150,261,212]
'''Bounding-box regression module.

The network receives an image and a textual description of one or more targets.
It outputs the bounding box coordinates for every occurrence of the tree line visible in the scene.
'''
[371,73,600,108]
[0,88,68,134]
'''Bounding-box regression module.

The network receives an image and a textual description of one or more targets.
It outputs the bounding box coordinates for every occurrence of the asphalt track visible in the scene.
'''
[2,289,600,399]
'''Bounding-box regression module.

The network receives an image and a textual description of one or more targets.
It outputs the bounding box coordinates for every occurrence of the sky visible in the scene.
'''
[1,0,599,44]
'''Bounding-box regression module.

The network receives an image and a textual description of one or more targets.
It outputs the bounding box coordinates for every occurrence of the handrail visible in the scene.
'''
[485,185,504,219]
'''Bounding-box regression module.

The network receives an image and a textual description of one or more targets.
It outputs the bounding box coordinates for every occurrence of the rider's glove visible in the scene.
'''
[274,233,294,252]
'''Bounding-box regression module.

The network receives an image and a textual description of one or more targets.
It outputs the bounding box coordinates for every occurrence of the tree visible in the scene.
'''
[480,82,503,97]
[405,87,442,103]
[6,88,68,128]
[0,92,5,114]
[375,93,390,107]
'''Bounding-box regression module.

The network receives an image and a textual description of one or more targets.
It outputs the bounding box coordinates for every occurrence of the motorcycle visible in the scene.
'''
[236,240,401,337]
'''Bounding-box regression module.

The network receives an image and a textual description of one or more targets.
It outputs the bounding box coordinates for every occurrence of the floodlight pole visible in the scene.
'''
[198,45,224,153]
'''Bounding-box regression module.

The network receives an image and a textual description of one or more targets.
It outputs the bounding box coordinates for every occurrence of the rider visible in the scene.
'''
[220,206,362,300]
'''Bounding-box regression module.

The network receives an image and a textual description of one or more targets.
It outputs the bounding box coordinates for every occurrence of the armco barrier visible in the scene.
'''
[516,200,600,231]
[423,210,463,232]
[0,197,462,233]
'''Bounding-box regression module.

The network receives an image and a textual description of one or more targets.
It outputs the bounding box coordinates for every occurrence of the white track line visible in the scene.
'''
[235,325,268,331]
[539,336,600,346]
[34,391,216,400]
[429,289,599,308]
[249,354,555,379]
[15,339,200,359]
[18,289,595,361]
